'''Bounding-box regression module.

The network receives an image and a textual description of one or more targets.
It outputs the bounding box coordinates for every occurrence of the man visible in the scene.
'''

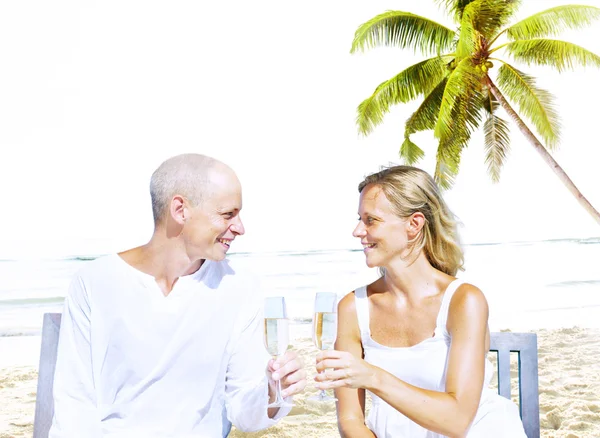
[49,153,306,437]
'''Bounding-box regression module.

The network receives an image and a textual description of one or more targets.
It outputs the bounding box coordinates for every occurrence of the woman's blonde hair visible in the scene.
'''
[358,165,464,276]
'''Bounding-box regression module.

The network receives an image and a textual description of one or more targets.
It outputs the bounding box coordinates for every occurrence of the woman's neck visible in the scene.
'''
[381,252,447,300]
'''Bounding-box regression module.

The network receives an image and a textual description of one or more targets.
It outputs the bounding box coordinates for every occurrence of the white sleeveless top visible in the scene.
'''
[355,279,527,438]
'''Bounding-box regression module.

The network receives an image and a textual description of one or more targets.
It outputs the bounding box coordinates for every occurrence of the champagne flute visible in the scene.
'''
[263,296,293,408]
[309,292,338,402]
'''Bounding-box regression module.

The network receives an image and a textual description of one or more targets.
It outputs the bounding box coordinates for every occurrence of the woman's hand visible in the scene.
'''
[314,349,378,391]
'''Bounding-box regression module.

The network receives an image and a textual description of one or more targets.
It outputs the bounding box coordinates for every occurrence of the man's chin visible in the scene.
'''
[212,250,228,261]
[196,250,227,262]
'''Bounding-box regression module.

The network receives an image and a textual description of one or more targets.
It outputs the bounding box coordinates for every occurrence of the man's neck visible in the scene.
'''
[119,236,204,296]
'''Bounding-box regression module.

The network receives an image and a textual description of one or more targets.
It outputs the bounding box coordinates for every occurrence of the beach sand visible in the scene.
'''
[1,328,599,438]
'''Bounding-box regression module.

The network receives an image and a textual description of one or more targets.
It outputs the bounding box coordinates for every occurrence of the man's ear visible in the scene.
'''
[407,212,425,240]
[170,195,187,225]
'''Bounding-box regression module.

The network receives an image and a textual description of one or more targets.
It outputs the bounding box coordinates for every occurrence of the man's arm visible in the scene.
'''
[224,294,292,433]
[49,274,102,438]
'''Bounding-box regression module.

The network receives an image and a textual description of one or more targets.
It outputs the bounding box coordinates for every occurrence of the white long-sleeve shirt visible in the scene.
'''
[49,254,289,438]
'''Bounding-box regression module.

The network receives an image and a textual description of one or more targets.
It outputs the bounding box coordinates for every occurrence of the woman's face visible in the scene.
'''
[352,183,410,268]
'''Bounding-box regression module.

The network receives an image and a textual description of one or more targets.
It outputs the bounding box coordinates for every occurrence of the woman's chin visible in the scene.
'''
[364,255,381,269]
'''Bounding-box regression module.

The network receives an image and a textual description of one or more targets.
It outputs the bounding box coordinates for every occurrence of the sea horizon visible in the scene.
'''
[1,237,599,337]
[0,235,598,262]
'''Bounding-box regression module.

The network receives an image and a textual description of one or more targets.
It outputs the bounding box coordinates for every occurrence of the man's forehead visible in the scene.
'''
[197,166,239,194]
[203,185,242,210]
[205,165,238,184]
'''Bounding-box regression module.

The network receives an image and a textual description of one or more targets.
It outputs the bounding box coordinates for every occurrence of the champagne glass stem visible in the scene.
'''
[276,353,286,403]
[269,353,290,407]
[317,369,327,399]
[276,377,284,403]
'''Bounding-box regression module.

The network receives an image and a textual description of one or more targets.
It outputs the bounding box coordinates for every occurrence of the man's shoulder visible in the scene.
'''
[207,258,261,305]
[209,257,259,285]
[64,255,124,305]
[75,254,120,278]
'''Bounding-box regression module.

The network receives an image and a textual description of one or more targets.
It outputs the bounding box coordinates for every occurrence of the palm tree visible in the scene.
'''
[352,0,600,224]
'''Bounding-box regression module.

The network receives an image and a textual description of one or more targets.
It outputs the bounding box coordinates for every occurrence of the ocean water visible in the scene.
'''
[0,238,599,337]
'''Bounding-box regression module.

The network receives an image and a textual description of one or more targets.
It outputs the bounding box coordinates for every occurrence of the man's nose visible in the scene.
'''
[232,216,245,235]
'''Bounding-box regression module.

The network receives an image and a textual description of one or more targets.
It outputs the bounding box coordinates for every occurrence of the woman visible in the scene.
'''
[315,166,526,437]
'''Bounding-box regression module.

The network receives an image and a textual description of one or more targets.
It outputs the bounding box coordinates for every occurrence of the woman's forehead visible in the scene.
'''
[360,184,385,201]
[359,185,394,211]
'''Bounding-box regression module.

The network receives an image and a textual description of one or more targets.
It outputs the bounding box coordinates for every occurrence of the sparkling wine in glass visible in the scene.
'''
[310,292,338,402]
[263,296,293,408]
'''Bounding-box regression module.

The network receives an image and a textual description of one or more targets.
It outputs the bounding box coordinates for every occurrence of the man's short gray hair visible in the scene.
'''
[150,153,221,224]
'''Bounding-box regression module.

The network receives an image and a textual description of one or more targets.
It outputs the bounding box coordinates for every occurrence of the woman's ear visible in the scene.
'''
[407,212,425,239]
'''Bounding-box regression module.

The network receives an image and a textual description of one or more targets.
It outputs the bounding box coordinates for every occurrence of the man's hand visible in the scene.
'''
[267,350,306,399]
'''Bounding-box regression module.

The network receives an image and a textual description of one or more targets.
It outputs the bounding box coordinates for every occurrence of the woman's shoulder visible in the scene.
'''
[338,289,358,316]
[339,277,383,313]
[337,289,367,343]
[448,281,489,319]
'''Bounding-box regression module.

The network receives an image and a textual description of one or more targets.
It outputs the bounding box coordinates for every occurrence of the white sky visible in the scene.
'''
[0,0,599,258]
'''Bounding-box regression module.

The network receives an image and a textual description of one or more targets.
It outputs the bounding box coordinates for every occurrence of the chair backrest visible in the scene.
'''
[33,313,62,438]
[489,332,540,438]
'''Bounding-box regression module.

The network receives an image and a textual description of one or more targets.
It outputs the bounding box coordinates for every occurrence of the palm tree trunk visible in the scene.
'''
[486,76,600,225]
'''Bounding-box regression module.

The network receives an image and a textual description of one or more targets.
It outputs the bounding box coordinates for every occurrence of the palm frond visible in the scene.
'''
[483,113,511,182]
[506,5,600,40]
[356,57,449,135]
[400,137,426,165]
[504,38,600,72]
[456,2,478,59]
[435,0,477,22]
[351,11,456,56]
[433,58,488,189]
[435,132,466,189]
[434,86,485,189]
[463,0,521,40]
[435,0,521,25]
[434,57,484,141]
[482,88,499,114]
[496,63,560,148]
[399,79,449,165]
[405,78,448,136]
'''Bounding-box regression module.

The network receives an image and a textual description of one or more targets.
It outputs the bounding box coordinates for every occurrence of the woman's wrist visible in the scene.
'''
[364,363,381,392]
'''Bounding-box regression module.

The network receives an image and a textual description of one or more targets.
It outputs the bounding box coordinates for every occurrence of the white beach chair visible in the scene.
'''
[490,332,540,438]
[33,313,61,438]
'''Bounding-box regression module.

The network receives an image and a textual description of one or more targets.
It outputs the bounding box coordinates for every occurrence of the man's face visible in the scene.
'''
[181,169,245,261]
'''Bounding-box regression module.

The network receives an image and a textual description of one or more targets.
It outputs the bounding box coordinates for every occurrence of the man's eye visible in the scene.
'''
[223,212,234,218]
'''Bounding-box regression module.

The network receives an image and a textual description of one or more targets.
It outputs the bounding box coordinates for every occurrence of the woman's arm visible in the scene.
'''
[334,293,376,438]
[317,284,489,438]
